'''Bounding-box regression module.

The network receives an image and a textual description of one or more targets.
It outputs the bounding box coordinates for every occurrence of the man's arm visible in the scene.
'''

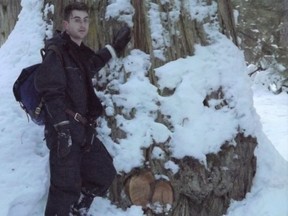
[89,26,131,76]
[88,46,115,76]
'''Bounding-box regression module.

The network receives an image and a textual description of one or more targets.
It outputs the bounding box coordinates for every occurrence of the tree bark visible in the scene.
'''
[0,0,21,46]
[232,0,288,67]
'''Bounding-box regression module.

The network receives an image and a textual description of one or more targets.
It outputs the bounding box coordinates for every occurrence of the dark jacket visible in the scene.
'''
[35,31,112,144]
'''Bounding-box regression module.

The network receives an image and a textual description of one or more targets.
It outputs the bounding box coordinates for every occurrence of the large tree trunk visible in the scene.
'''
[103,1,254,216]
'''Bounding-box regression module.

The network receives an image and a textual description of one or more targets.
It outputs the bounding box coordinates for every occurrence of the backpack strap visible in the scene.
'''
[40,45,64,66]
[48,45,64,65]
[37,45,65,123]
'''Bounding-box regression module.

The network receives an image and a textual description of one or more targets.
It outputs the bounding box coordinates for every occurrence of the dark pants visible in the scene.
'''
[44,135,116,216]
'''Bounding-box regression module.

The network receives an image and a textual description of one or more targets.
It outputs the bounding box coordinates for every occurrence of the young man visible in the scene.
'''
[35,2,131,216]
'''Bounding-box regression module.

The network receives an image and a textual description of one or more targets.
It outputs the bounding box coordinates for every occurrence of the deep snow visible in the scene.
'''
[0,0,287,215]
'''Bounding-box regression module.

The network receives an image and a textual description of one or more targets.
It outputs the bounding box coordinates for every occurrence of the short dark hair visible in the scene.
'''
[63,2,89,21]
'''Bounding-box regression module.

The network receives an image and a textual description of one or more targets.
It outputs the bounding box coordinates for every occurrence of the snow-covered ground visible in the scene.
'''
[253,88,288,161]
[0,0,287,215]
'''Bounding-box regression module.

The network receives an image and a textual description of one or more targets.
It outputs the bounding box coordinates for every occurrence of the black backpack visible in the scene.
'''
[13,45,62,125]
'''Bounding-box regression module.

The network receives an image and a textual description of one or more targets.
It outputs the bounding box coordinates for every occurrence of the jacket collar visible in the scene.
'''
[62,31,86,50]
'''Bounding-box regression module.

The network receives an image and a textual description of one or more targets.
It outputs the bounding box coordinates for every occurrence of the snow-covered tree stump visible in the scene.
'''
[108,89,257,216]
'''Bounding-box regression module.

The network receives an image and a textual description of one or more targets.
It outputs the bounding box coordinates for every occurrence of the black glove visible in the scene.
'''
[54,121,72,158]
[112,26,131,56]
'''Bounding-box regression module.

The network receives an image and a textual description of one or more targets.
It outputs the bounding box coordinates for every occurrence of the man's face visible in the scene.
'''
[63,10,89,44]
